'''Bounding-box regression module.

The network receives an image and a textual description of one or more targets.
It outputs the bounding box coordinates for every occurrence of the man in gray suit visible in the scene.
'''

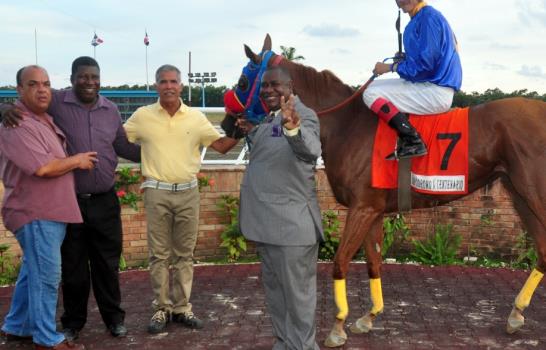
[238,66,323,350]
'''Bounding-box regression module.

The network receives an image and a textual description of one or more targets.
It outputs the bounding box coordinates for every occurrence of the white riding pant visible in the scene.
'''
[363,78,455,115]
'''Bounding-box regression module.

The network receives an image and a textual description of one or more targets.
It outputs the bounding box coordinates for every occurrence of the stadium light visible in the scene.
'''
[189,71,218,108]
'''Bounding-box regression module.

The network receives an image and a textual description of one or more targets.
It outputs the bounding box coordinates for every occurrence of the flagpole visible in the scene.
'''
[145,45,149,91]
[34,28,38,64]
[145,29,149,91]
[188,51,192,106]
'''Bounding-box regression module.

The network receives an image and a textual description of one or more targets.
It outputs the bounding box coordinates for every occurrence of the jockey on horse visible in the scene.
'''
[364,0,462,160]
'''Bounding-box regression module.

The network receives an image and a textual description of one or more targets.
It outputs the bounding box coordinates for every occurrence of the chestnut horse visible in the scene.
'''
[228,34,546,347]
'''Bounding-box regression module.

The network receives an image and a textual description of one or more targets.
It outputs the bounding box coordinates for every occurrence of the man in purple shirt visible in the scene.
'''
[1,57,139,340]
[0,65,96,350]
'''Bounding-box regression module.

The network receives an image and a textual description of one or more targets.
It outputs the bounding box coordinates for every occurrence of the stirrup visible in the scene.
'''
[386,149,399,160]
[386,145,427,160]
[386,138,403,160]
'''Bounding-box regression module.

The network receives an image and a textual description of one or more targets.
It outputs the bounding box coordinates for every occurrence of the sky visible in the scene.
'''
[1,0,546,93]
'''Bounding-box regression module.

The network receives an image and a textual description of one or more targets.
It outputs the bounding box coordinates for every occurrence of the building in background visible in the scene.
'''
[0,90,158,122]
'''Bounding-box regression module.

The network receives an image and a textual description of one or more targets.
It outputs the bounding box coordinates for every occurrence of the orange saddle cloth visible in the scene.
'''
[371,108,470,195]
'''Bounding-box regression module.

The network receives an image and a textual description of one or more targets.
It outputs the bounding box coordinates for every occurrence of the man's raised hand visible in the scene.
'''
[281,94,300,130]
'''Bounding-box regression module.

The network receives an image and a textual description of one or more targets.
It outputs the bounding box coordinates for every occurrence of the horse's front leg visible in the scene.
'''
[324,207,383,348]
[350,216,384,334]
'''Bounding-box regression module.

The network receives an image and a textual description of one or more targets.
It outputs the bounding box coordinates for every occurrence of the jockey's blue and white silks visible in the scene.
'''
[397,5,462,91]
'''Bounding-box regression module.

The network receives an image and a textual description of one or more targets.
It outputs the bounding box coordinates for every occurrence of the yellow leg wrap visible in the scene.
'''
[370,278,384,315]
[515,268,544,311]
[334,279,349,320]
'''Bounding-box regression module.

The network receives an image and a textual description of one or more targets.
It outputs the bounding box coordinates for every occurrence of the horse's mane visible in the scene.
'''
[286,60,356,106]
[283,60,362,110]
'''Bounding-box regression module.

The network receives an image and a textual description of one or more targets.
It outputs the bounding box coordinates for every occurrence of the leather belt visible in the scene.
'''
[141,178,198,192]
[76,188,114,200]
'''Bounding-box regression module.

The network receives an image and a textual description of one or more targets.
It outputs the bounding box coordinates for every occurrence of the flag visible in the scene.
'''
[91,33,104,47]
[144,31,150,46]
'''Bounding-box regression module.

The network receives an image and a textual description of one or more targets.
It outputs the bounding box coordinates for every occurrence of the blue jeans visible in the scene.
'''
[1,220,66,347]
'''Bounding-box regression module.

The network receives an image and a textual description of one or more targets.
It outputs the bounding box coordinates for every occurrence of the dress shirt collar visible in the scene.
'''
[155,98,189,116]
[15,99,54,124]
[14,100,65,140]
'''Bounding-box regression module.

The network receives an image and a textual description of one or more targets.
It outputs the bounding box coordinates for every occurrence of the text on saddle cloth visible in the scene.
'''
[372,108,469,194]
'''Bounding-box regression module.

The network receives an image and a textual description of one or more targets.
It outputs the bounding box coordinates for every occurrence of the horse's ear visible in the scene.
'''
[244,44,261,64]
[262,33,272,52]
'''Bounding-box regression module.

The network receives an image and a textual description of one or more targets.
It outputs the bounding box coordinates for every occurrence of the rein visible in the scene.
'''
[316,75,376,116]
[249,53,378,118]
[270,54,378,117]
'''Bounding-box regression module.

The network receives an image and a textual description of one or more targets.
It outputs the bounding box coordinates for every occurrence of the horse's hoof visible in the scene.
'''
[350,314,373,334]
[324,329,347,348]
[506,307,525,334]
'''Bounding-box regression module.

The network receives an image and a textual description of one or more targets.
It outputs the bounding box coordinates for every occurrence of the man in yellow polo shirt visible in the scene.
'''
[124,64,238,334]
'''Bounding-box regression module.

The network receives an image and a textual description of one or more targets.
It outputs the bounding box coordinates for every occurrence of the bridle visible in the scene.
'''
[241,51,283,123]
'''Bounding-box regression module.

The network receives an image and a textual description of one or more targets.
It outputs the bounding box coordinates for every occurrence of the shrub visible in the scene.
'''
[319,210,340,260]
[217,195,247,262]
[197,172,215,190]
[382,214,410,259]
[0,244,19,285]
[513,231,537,269]
[115,166,141,211]
[411,224,462,265]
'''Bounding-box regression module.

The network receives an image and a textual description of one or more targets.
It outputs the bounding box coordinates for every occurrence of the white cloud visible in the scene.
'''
[303,24,360,38]
[489,42,521,50]
[517,65,546,79]
[483,62,509,71]
[1,0,546,93]
[330,48,352,55]
[517,0,546,27]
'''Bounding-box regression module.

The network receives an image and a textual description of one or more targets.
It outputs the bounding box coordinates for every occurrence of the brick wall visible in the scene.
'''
[0,167,525,266]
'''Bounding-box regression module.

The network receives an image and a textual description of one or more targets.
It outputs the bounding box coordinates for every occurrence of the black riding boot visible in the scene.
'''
[386,113,427,160]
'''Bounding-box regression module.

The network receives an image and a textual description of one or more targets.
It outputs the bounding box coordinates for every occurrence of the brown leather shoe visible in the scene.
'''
[34,340,85,350]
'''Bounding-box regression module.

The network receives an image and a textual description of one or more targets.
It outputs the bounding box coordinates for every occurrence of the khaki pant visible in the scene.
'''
[144,187,199,314]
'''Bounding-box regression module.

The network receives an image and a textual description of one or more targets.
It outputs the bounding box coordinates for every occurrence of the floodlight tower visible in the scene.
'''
[188,72,217,108]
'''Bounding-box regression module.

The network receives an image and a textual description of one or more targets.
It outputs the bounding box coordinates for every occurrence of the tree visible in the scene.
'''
[182,85,228,107]
[452,88,546,107]
[280,46,305,61]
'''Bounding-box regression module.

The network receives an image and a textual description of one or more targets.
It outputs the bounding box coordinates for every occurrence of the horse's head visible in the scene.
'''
[223,34,284,125]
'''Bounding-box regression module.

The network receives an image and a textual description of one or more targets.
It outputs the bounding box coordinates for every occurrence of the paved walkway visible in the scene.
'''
[1,263,546,349]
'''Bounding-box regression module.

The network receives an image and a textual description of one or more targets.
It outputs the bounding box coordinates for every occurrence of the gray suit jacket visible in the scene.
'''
[239,96,324,246]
